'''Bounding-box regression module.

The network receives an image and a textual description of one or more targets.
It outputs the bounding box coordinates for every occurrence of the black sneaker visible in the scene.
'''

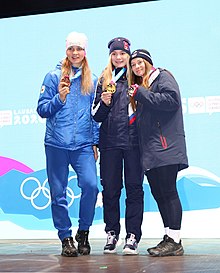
[122,233,139,255]
[103,231,118,254]
[61,237,78,257]
[147,235,167,255]
[148,235,184,257]
[75,230,91,255]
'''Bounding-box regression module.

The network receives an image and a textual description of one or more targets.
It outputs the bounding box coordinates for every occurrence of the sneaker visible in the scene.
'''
[75,230,91,255]
[148,235,184,257]
[61,237,78,257]
[147,235,167,255]
[122,233,139,255]
[103,231,118,254]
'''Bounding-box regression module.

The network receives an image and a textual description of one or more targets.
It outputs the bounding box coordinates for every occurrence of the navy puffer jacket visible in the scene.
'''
[92,70,139,151]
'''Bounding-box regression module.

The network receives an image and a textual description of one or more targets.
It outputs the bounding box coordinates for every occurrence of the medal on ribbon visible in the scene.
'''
[105,81,116,93]
[105,68,126,93]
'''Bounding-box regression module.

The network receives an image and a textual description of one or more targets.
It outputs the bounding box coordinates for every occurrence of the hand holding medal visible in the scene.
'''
[59,75,71,102]
[128,84,139,97]
[100,80,115,106]
[101,90,113,106]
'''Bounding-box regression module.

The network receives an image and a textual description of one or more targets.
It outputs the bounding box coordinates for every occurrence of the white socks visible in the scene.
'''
[168,228,181,243]
[164,227,169,235]
[164,227,180,243]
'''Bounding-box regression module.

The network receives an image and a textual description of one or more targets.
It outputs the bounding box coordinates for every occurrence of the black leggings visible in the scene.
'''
[146,164,182,230]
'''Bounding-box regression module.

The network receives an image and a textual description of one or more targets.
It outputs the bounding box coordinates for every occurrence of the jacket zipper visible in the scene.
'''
[157,121,168,149]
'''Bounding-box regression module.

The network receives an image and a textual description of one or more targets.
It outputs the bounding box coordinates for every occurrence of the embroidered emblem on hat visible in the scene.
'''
[40,85,45,94]
[131,52,138,58]
[123,41,129,51]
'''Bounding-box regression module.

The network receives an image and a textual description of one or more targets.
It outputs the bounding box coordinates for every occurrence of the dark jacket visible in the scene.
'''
[134,68,188,171]
[92,70,139,151]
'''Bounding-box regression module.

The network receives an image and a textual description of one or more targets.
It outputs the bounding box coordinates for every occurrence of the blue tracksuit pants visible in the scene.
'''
[45,145,98,241]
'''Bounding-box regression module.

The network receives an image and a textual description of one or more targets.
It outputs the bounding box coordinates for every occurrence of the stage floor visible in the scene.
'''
[0,238,220,273]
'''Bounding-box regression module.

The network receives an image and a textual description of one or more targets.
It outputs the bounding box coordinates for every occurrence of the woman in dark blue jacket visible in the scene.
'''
[128,49,188,257]
[37,31,99,257]
[92,37,144,255]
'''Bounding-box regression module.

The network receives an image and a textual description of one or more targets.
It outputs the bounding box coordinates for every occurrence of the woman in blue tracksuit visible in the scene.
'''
[128,49,188,257]
[92,37,144,255]
[37,32,99,257]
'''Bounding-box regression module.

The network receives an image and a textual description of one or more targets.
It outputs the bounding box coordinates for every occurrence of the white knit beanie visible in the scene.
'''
[66,32,88,51]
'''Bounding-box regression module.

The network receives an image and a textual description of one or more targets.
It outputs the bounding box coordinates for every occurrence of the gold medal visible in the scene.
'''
[105,82,116,93]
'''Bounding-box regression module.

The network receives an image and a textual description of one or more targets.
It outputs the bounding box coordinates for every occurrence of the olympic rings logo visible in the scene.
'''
[20,175,81,210]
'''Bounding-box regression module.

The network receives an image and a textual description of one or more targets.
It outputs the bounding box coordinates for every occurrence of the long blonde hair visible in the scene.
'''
[61,57,93,95]
[98,53,136,111]
[99,53,132,91]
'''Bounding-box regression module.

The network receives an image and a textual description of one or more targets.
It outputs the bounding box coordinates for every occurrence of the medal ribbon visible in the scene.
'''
[111,67,126,83]
[70,68,82,82]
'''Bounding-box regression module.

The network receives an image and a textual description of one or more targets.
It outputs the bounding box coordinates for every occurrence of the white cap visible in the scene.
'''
[66,31,88,51]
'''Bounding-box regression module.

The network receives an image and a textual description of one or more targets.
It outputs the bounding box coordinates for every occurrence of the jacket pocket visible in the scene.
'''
[157,121,168,149]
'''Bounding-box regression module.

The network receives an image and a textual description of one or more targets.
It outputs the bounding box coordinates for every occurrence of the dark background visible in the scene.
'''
[0,0,157,19]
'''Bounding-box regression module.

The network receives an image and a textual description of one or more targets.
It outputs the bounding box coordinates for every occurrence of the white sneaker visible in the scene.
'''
[122,233,139,255]
[103,231,118,254]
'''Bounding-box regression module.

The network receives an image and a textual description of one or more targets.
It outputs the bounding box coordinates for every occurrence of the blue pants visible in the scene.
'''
[45,145,98,241]
[100,148,144,243]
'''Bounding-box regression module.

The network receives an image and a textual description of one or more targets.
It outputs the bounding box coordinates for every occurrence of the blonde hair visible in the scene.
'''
[61,57,93,95]
[98,53,136,111]
[99,53,132,91]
